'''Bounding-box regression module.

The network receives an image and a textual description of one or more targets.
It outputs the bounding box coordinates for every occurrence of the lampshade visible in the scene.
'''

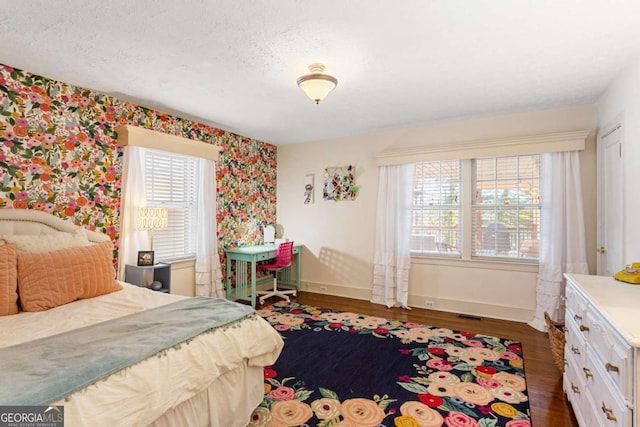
[137,207,168,231]
[297,63,338,104]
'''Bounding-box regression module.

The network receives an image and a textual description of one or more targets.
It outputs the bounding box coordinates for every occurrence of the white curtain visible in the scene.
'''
[371,163,415,308]
[117,146,149,280]
[529,151,589,331]
[195,158,224,297]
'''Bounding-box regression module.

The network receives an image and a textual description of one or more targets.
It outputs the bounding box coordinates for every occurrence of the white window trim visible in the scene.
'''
[412,253,540,273]
[376,130,592,166]
[461,159,473,259]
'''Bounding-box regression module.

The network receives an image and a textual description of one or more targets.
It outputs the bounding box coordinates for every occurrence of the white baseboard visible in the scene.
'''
[301,281,533,323]
[406,295,533,323]
[302,281,371,300]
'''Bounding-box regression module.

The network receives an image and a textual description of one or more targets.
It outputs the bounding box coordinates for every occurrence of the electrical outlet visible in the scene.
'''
[319,286,328,292]
[425,300,435,308]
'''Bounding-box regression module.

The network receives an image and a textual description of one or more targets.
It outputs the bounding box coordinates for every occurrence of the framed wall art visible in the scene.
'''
[304,174,314,204]
[323,165,358,201]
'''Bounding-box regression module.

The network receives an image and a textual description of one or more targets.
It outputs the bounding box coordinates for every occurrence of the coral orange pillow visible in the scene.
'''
[17,240,122,312]
[0,242,19,316]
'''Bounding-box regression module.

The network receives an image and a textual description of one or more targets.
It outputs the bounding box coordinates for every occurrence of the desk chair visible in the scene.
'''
[256,241,296,305]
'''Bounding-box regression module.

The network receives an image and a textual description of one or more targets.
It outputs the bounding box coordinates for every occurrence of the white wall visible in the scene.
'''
[597,57,640,264]
[278,105,598,322]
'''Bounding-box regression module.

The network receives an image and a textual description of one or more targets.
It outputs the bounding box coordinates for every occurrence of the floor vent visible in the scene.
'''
[457,314,482,321]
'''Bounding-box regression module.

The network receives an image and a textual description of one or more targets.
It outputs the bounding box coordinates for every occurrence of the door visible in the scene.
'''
[597,123,624,276]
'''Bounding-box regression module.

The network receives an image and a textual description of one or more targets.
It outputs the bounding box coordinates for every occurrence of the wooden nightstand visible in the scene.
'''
[124,262,171,293]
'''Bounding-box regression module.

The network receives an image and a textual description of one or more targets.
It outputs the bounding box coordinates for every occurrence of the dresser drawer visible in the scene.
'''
[564,356,587,423]
[585,347,632,427]
[576,389,615,427]
[565,315,586,366]
[583,388,607,427]
[585,308,632,401]
[566,282,589,324]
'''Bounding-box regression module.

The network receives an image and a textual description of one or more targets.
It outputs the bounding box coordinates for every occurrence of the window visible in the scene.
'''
[472,155,540,260]
[411,161,461,255]
[411,154,540,261]
[144,149,198,260]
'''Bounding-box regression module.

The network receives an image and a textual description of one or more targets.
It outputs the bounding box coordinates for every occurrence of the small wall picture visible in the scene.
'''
[304,174,314,204]
[137,251,154,266]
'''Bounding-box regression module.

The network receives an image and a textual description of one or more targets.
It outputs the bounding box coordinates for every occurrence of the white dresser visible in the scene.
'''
[564,274,640,427]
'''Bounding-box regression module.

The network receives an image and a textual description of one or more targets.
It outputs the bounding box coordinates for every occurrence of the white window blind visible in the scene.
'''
[144,149,197,260]
[472,155,540,260]
[411,160,461,256]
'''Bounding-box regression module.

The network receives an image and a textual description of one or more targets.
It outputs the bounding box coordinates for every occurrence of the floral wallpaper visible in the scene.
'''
[0,63,276,266]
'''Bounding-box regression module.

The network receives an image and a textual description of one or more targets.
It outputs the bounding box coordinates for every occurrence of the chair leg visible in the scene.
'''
[257,274,297,305]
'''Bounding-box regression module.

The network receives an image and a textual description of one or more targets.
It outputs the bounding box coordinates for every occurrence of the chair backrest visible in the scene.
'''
[273,241,294,268]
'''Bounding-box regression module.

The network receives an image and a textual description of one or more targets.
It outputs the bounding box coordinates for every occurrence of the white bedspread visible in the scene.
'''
[0,283,283,427]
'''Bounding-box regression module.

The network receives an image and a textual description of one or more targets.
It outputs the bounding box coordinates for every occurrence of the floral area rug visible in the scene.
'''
[248,302,531,427]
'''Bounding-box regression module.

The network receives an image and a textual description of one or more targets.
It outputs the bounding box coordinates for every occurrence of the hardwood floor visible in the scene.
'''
[280,291,579,427]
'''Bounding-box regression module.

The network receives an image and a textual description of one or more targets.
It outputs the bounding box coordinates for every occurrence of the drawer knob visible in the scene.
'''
[571,345,581,355]
[571,384,580,394]
[579,324,590,332]
[601,402,617,422]
[582,367,593,380]
[573,314,583,321]
[605,363,620,373]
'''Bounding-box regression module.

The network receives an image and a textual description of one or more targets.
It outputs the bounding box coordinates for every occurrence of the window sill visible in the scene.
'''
[411,255,539,273]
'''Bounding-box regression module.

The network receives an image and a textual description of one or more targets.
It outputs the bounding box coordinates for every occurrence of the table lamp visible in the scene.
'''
[137,207,168,252]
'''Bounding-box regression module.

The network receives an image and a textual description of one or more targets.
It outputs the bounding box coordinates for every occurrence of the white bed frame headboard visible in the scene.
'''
[0,209,110,243]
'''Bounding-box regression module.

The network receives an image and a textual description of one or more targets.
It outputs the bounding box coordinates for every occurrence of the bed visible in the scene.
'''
[0,209,284,427]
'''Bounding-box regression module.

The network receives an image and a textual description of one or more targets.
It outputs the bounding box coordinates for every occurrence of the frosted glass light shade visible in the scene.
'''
[297,63,338,104]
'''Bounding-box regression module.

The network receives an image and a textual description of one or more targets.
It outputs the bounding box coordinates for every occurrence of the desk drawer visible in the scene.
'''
[255,246,298,261]
[256,252,275,261]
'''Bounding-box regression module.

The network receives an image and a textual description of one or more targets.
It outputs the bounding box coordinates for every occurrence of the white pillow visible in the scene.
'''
[2,228,91,253]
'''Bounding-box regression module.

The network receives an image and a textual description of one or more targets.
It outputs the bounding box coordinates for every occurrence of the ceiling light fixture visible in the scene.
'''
[297,63,338,104]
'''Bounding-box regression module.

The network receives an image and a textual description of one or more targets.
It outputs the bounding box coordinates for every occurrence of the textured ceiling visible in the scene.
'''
[2,1,640,145]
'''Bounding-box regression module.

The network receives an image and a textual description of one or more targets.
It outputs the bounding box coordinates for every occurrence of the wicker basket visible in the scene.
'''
[545,312,566,373]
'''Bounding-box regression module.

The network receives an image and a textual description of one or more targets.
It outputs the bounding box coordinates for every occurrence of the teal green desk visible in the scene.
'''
[224,244,301,308]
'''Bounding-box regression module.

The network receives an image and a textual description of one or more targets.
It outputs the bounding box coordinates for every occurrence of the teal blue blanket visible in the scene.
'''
[0,297,255,405]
